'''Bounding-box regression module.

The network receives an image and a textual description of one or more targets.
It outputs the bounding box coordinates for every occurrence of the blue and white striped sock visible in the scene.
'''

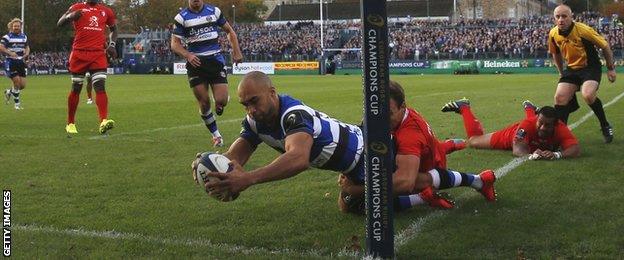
[200,110,220,137]
[396,193,426,211]
[429,168,482,190]
[11,87,20,104]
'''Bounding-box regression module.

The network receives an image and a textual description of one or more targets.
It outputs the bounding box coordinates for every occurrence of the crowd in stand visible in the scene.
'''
[2,13,622,71]
[223,21,345,61]
[349,12,623,60]
[0,52,70,75]
[26,52,69,70]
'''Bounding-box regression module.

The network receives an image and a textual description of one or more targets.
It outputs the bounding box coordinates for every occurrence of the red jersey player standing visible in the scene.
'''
[57,0,117,135]
[441,98,580,160]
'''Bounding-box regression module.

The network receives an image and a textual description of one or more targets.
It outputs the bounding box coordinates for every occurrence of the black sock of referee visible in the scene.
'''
[589,98,609,127]
[555,104,570,124]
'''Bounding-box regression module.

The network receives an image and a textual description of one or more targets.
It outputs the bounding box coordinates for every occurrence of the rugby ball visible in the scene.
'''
[193,152,238,202]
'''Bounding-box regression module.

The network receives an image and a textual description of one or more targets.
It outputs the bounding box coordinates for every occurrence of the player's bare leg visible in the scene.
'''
[210,83,229,116]
[439,139,466,154]
[442,98,486,145]
[466,133,494,149]
[580,80,612,143]
[193,83,222,147]
[553,82,578,124]
[86,74,93,104]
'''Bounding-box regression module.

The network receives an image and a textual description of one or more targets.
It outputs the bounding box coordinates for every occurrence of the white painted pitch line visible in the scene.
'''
[88,117,243,140]
[394,90,624,252]
[14,224,327,257]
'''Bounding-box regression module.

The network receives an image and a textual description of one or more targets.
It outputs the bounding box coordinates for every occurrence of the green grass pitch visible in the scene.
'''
[1,74,623,258]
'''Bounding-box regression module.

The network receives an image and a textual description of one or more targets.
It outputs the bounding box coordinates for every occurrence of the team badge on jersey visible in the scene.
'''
[206,15,217,22]
[89,16,99,27]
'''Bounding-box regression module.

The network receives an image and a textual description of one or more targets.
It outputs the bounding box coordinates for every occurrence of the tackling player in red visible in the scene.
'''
[57,0,117,135]
[442,98,580,160]
[338,81,497,214]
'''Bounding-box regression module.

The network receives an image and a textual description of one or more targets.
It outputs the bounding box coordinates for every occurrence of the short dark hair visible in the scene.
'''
[538,106,557,119]
[388,80,405,107]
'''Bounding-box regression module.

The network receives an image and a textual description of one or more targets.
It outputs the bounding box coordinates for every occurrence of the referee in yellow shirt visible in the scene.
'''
[548,4,617,143]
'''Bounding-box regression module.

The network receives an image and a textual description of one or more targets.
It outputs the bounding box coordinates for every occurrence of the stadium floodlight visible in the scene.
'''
[360,0,394,258]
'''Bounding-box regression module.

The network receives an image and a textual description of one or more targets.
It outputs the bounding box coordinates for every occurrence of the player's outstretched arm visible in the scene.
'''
[206,132,312,194]
[223,137,257,167]
[221,22,243,65]
[57,8,81,27]
[245,132,312,185]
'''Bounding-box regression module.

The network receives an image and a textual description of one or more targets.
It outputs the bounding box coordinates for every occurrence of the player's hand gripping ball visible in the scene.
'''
[192,152,239,202]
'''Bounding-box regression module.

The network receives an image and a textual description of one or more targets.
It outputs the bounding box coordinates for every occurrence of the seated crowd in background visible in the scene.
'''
[4,12,622,71]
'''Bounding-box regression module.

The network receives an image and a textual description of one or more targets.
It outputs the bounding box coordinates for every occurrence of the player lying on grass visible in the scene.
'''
[442,98,580,160]
[196,73,495,214]
[194,71,454,210]
[337,81,496,214]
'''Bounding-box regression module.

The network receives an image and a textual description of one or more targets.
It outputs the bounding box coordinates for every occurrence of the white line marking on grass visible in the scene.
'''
[88,118,243,140]
[14,224,327,257]
[394,90,624,252]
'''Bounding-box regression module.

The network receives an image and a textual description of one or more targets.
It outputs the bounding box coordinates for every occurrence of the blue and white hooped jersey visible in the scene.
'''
[1,33,28,61]
[240,95,364,173]
[173,4,226,61]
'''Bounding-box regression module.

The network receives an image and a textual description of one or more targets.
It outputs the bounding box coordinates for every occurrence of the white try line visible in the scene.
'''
[14,224,327,258]
[88,118,243,140]
[394,90,624,252]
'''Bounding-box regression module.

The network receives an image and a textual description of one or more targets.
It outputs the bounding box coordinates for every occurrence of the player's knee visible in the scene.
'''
[71,75,84,93]
[91,72,107,92]
[554,93,570,105]
[215,99,228,109]
[216,94,229,106]
[581,91,596,104]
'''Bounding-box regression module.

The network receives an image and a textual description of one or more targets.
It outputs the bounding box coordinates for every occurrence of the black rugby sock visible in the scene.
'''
[589,98,609,127]
[555,105,570,124]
